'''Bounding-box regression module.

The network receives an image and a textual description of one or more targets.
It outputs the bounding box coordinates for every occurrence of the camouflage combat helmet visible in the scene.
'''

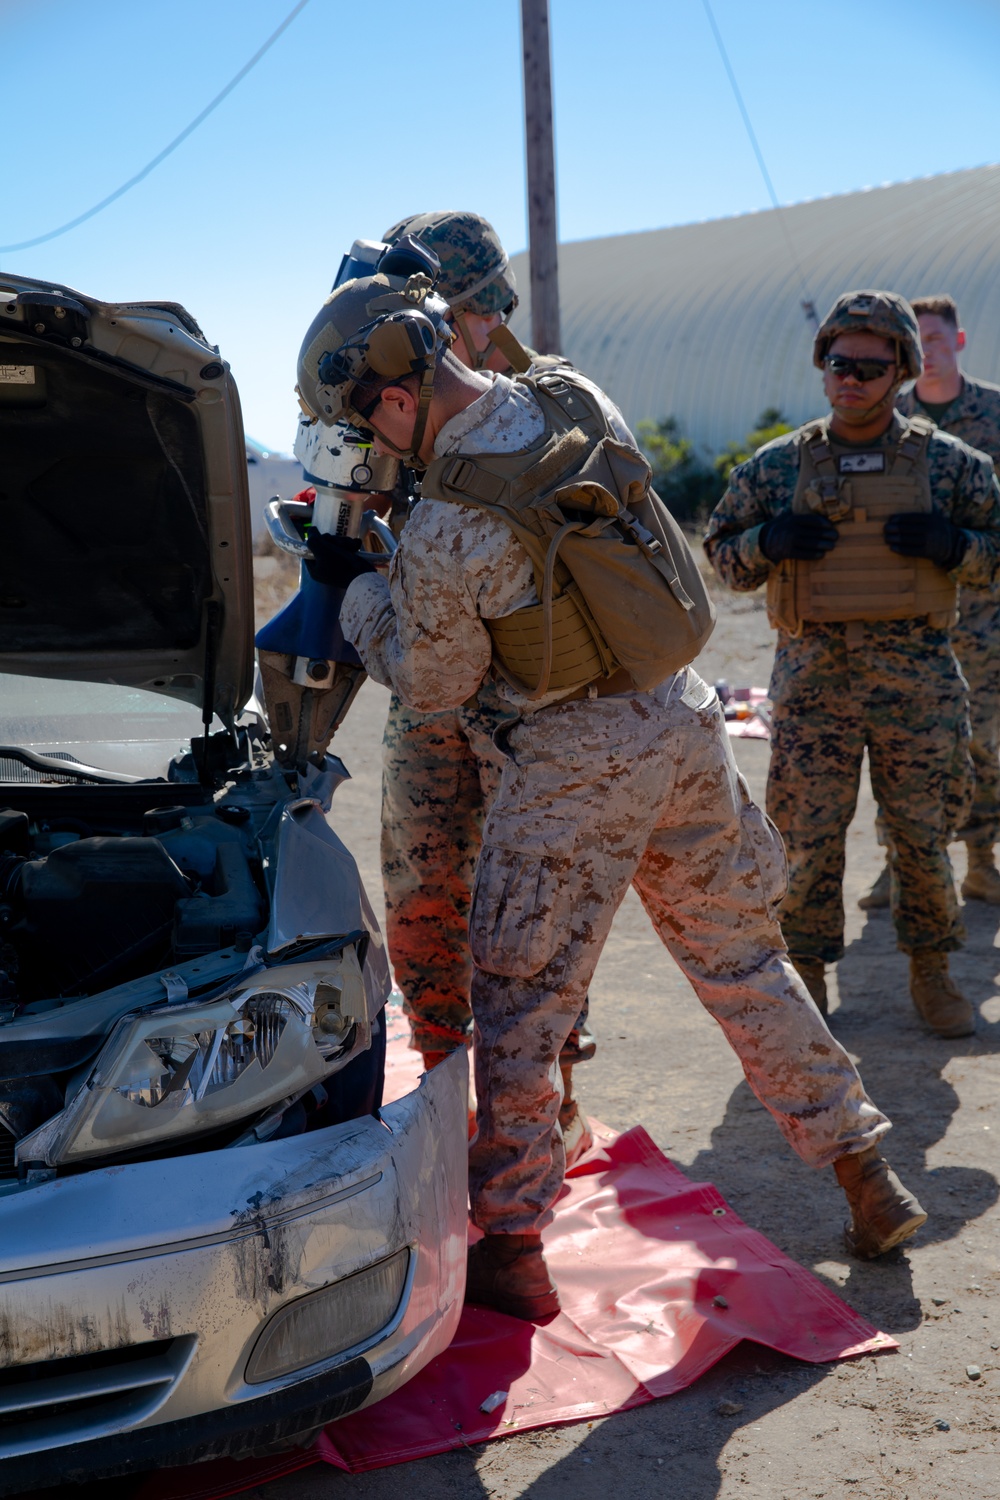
[382,210,517,316]
[296,272,453,465]
[813,290,923,380]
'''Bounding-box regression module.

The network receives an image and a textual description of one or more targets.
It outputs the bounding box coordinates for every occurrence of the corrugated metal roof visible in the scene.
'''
[509,166,1000,457]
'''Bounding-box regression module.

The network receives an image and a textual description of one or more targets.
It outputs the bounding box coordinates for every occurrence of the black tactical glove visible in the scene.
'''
[883,512,968,570]
[759,513,839,563]
[304,533,379,589]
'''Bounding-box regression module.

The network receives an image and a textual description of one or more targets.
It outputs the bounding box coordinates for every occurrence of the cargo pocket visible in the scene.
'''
[737,773,788,918]
[470,812,578,978]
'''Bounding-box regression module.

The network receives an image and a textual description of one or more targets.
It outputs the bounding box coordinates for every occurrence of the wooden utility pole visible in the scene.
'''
[520,0,561,354]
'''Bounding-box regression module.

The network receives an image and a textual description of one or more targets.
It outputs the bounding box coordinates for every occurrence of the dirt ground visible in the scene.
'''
[246,554,1000,1500]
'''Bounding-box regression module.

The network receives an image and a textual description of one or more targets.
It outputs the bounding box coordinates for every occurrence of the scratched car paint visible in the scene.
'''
[0,276,467,1490]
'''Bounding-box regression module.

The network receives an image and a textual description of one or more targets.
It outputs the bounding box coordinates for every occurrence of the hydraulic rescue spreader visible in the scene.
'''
[254,416,399,769]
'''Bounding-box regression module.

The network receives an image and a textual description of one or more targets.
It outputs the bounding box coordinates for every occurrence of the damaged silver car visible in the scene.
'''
[0,276,467,1490]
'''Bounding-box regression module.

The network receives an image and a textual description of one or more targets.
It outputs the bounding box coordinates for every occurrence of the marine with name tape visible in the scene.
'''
[373,212,594,1163]
[705,290,1000,1041]
[860,293,1000,912]
[294,271,928,1320]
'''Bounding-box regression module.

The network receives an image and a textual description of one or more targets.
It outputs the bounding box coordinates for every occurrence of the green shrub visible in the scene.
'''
[638,409,796,522]
[636,417,718,523]
[713,407,794,483]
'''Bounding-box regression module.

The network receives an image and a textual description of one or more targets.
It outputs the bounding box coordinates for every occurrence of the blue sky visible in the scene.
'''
[3,0,998,448]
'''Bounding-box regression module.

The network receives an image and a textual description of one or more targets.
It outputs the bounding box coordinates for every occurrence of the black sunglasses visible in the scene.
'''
[823,354,896,383]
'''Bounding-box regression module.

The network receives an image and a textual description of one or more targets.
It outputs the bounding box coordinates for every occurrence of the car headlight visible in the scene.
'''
[17,949,370,1168]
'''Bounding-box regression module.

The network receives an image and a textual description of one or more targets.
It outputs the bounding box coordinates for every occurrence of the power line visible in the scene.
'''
[0,0,312,256]
[699,0,818,328]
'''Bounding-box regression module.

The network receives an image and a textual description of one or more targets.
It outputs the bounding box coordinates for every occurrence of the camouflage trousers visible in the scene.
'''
[381,688,594,1061]
[950,590,1000,848]
[467,671,889,1235]
[768,621,973,964]
[876,590,1000,850]
[381,688,506,1055]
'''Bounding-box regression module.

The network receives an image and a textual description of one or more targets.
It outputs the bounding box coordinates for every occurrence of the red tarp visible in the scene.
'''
[138,1022,893,1499]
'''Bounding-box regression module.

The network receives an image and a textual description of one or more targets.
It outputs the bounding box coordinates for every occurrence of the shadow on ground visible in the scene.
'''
[672,877,1000,1349]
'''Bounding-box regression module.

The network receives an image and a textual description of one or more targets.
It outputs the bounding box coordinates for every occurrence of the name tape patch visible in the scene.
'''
[0,365,35,385]
[838,452,885,474]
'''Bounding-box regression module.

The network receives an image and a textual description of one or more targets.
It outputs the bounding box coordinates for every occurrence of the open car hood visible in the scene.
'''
[0,275,254,729]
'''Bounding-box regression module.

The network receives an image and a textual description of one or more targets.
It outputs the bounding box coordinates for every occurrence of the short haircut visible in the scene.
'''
[911,295,959,327]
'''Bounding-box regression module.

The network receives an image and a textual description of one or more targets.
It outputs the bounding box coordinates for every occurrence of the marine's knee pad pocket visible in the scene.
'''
[737,773,788,916]
[470,813,577,978]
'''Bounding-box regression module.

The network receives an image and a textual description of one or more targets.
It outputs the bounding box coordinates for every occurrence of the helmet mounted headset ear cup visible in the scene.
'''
[298,271,454,467]
[365,311,439,376]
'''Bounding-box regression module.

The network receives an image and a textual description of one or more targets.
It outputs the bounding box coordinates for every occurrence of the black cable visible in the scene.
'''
[699,0,818,328]
[0,0,311,255]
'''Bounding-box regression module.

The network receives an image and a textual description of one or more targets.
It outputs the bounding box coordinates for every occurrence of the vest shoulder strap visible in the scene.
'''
[797,417,837,474]
[432,425,595,515]
[893,414,934,474]
[425,369,613,514]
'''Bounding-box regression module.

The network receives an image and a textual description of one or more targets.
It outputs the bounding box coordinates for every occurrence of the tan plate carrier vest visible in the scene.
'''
[421,371,715,699]
[765,415,957,635]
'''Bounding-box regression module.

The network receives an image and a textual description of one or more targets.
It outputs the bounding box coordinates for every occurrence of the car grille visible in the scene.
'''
[0,1336,196,1458]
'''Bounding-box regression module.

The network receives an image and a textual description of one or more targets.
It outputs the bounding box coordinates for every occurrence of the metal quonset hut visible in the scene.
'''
[509,165,1000,460]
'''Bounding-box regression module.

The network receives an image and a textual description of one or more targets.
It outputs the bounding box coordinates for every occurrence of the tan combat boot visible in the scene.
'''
[909,953,975,1038]
[833,1146,928,1258]
[858,862,891,910]
[559,1058,594,1169]
[789,955,828,1014]
[465,1234,561,1320]
[961,846,1000,905]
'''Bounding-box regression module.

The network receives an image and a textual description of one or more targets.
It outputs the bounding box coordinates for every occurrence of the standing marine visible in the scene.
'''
[861,294,1000,909]
[294,270,928,1319]
[705,290,1000,1039]
[374,212,594,1162]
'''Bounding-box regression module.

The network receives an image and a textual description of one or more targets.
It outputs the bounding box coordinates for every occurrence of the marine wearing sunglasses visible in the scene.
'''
[761,328,966,568]
[823,354,897,383]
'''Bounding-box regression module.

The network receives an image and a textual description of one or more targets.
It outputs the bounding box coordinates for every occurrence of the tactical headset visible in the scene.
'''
[297,270,454,467]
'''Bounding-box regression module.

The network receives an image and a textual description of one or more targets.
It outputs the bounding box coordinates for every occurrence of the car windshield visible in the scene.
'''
[0,672,204,780]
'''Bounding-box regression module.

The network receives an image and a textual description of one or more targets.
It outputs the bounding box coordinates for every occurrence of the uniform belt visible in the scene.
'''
[556,666,636,704]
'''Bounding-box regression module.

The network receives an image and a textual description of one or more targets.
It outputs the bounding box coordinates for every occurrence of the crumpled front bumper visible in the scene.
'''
[0,1052,468,1492]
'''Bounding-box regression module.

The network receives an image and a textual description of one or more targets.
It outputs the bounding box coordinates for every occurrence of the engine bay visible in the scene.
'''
[0,758,386,1181]
[0,800,263,1007]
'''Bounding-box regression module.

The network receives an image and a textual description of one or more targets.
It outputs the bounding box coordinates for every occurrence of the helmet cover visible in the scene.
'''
[813,290,923,380]
[382,210,517,317]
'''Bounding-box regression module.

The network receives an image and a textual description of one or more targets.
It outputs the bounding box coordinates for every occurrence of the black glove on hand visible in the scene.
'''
[759,513,839,563]
[883,512,968,570]
[304,533,379,589]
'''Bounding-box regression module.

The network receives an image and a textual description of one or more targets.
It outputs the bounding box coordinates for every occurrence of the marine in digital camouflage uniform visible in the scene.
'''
[705,290,1000,1042]
[376,213,595,1158]
[864,295,1000,906]
[294,270,929,1318]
